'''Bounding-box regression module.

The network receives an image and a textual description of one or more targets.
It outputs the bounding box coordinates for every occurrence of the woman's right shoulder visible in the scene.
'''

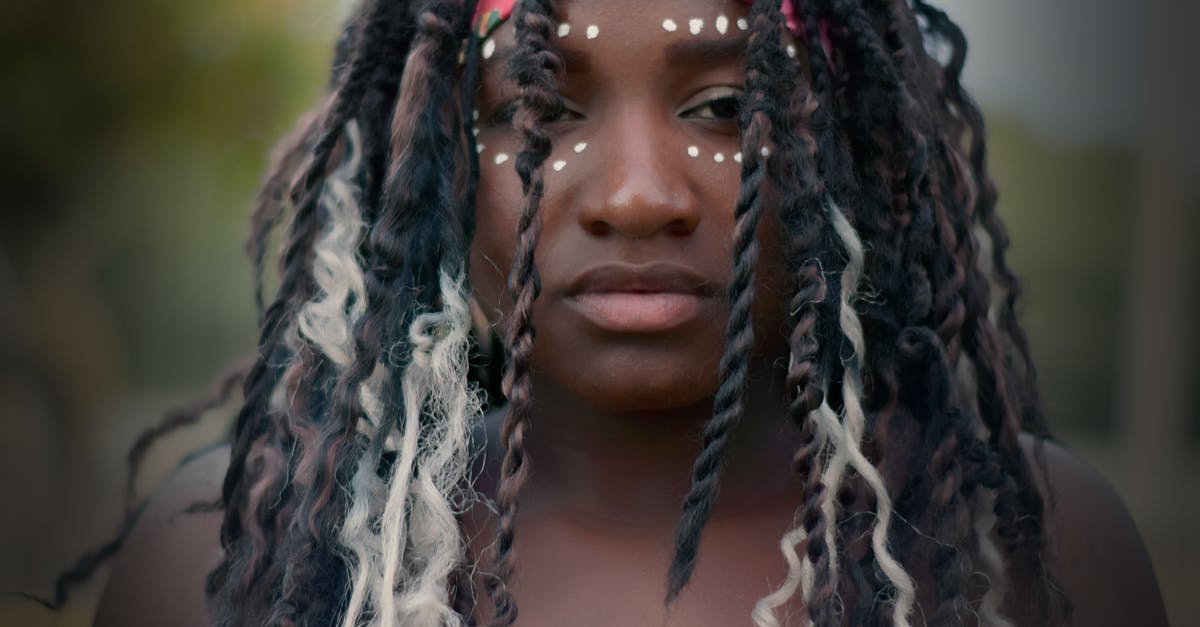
[93,444,230,627]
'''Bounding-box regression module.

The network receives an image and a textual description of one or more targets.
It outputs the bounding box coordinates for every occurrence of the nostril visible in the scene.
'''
[585,220,613,237]
[665,218,696,237]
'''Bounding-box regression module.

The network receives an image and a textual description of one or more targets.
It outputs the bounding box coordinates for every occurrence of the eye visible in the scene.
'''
[679,86,743,121]
[486,100,584,126]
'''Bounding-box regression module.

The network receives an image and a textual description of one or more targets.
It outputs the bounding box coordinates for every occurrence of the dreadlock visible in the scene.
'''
[53,1,1072,625]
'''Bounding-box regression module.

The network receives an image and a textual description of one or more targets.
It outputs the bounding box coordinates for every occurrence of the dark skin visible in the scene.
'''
[94,1,1169,625]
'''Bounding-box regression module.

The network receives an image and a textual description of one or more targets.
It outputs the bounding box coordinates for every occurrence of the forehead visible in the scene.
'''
[481,0,757,74]
[556,0,752,30]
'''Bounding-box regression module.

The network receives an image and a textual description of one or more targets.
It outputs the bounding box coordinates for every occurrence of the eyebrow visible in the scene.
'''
[663,36,749,65]
[484,36,748,74]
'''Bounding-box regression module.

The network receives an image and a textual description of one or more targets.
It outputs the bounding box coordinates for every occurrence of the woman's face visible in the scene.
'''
[470,0,794,411]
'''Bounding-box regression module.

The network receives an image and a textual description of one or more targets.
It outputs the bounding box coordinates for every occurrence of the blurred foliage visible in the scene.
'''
[987,118,1136,434]
[1,0,339,412]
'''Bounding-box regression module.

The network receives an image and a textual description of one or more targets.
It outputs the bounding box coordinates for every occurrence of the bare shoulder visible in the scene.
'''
[93,444,229,627]
[1018,434,1168,627]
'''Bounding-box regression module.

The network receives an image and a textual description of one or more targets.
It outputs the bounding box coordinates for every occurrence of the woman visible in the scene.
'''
[92,0,1166,625]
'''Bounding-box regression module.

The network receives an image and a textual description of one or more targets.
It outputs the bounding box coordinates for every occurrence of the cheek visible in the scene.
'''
[468,157,524,324]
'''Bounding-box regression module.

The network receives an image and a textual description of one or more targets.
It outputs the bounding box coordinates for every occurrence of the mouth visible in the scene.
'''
[566,263,716,333]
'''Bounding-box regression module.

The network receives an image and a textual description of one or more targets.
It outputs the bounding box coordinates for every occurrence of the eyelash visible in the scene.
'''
[680,94,742,121]
[486,101,580,125]
[484,90,744,125]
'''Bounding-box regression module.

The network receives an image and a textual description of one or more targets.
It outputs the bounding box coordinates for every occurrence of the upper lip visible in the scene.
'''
[567,262,717,297]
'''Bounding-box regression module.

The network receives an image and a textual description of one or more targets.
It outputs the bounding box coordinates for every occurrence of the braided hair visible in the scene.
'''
[58,0,1070,625]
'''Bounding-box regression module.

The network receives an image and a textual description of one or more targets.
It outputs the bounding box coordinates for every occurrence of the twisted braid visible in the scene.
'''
[751,24,841,625]
[911,1,1048,438]
[900,7,1068,623]
[332,3,472,625]
[666,0,786,604]
[894,326,978,625]
[208,1,468,624]
[488,1,563,624]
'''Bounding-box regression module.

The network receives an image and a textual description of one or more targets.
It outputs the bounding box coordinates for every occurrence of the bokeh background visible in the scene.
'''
[1,0,1196,624]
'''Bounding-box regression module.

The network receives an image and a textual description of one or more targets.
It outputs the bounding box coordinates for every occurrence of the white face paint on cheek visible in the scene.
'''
[586,24,599,39]
[737,17,749,31]
[714,152,725,163]
[494,152,509,165]
[482,38,496,59]
[662,18,678,32]
[573,142,588,153]
[733,152,743,164]
[687,145,700,158]
[552,160,567,171]
[688,18,703,35]
[786,44,797,58]
[477,143,486,154]
[558,23,571,37]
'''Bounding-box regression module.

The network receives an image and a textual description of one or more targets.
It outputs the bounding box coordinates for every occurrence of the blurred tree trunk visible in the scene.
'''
[1117,0,1198,521]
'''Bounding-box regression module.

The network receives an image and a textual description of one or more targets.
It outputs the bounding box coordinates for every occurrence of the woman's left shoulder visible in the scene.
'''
[1018,433,1169,626]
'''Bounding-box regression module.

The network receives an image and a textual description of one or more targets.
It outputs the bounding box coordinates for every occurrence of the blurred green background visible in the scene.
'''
[1,0,1196,625]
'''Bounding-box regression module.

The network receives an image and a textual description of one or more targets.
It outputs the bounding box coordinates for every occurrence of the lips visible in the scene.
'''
[566,263,717,332]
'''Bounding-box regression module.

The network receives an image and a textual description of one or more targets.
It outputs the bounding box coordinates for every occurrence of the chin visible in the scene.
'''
[533,342,722,412]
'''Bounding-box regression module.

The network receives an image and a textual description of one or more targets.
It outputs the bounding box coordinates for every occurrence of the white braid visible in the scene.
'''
[282,121,388,626]
[826,201,916,627]
[393,269,481,626]
[754,199,921,627]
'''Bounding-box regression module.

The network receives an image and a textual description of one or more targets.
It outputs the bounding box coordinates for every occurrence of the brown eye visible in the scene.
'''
[487,100,583,125]
[684,95,741,121]
[679,86,744,121]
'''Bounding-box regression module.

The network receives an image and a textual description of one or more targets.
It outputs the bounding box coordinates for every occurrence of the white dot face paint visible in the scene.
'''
[688,18,703,35]
[737,17,749,31]
[472,109,480,121]
[558,23,571,37]
[786,44,797,58]
[687,145,700,158]
[482,38,496,59]
[552,160,567,172]
[573,142,588,153]
[586,24,600,39]
[477,143,486,153]
[714,152,725,163]
[733,152,743,164]
[715,15,729,35]
[494,153,509,165]
[473,127,480,136]
[760,146,771,158]
[662,18,678,32]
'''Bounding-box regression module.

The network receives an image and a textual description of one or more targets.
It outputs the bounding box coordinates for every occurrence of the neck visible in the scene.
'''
[484,360,804,531]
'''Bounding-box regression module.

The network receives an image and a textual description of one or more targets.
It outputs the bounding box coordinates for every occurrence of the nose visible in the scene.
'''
[576,110,701,239]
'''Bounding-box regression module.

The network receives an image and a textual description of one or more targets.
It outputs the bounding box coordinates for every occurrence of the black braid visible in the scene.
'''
[487,0,563,624]
[207,1,429,624]
[666,0,787,604]
[771,6,847,622]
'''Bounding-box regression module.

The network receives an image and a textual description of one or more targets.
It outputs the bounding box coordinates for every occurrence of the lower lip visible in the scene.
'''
[569,292,704,332]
